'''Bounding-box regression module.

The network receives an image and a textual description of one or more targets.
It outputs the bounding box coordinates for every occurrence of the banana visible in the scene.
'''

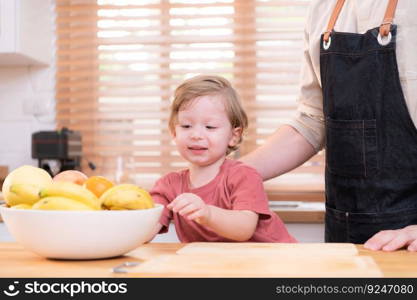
[99,184,154,210]
[32,196,94,211]
[7,184,41,206]
[39,182,101,210]
[11,203,32,209]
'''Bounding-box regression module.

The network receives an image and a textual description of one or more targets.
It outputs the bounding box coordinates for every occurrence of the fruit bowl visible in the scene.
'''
[0,204,163,260]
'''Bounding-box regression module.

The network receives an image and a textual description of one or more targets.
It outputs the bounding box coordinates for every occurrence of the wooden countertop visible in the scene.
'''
[0,242,416,278]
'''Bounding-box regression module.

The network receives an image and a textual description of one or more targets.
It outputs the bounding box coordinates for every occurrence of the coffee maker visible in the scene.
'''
[31,128,83,177]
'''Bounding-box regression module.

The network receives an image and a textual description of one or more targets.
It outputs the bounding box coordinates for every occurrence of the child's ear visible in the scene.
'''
[229,127,242,147]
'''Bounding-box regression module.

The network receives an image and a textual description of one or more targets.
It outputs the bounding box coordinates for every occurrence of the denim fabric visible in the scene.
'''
[320,26,417,243]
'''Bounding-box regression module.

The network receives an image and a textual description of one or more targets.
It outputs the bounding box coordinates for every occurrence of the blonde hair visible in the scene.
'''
[168,75,248,154]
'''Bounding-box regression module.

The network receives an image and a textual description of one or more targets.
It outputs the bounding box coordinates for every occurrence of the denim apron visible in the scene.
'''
[320,0,417,243]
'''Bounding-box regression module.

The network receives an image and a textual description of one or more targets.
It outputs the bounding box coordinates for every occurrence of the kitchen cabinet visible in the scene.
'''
[0,0,52,66]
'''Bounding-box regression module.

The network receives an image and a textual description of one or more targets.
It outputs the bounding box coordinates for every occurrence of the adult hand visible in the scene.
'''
[167,193,211,224]
[364,225,417,251]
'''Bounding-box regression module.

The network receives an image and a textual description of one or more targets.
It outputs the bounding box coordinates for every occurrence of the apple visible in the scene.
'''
[53,170,88,185]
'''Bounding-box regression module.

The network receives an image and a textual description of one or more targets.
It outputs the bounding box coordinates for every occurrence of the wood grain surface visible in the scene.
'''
[129,254,381,277]
[1,242,416,277]
[176,242,358,256]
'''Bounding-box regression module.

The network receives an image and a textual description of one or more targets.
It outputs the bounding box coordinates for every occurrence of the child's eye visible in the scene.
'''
[180,124,191,129]
[206,126,217,130]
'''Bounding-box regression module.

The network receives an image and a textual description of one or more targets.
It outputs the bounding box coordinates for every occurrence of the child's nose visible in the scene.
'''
[190,127,203,139]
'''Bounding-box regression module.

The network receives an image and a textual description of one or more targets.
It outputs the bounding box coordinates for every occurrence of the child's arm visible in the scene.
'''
[167,193,258,241]
[202,205,258,241]
[148,173,178,242]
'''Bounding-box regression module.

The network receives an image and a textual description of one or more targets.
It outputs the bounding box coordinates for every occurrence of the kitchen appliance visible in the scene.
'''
[31,128,83,177]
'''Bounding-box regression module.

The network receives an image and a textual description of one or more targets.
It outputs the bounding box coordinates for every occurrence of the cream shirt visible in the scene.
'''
[287,0,417,151]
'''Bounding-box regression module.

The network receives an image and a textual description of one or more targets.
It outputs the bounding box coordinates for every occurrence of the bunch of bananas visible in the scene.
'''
[7,182,154,211]
[3,166,154,211]
[5,181,100,210]
[100,184,154,210]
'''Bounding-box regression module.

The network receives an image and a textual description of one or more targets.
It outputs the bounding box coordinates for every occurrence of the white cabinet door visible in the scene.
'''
[0,0,16,53]
[0,0,52,66]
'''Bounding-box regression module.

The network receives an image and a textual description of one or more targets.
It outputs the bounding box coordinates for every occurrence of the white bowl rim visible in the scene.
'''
[0,203,163,215]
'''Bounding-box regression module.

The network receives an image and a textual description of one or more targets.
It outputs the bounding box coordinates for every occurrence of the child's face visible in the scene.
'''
[173,94,241,167]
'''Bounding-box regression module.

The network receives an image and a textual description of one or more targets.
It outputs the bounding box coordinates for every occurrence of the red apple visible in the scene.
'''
[53,170,88,185]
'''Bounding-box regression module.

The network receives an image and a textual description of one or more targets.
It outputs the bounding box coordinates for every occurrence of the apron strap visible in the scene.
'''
[324,0,399,42]
[323,0,345,42]
[379,0,398,37]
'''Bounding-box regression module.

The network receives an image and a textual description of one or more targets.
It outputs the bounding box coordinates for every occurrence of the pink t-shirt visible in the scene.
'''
[150,159,297,243]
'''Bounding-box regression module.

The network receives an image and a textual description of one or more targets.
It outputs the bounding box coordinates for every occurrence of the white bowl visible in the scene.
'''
[0,204,163,260]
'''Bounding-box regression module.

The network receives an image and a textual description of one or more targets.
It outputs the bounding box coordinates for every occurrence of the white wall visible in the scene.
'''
[0,3,56,172]
[0,67,56,171]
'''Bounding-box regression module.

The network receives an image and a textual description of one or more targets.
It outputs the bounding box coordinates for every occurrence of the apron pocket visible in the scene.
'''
[326,118,378,178]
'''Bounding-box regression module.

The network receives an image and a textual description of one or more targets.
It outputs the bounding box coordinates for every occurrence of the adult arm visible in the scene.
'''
[240,125,316,180]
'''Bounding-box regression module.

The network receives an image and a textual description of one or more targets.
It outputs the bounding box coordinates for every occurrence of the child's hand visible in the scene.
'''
[167,193,211,224]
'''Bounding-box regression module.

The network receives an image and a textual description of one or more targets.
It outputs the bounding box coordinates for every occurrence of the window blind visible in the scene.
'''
[55,0,324,193]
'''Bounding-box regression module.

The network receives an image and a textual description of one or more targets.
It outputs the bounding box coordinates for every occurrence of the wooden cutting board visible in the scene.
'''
[125,254,381,277]
[124,243,382,277]
[176,242,359,256]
